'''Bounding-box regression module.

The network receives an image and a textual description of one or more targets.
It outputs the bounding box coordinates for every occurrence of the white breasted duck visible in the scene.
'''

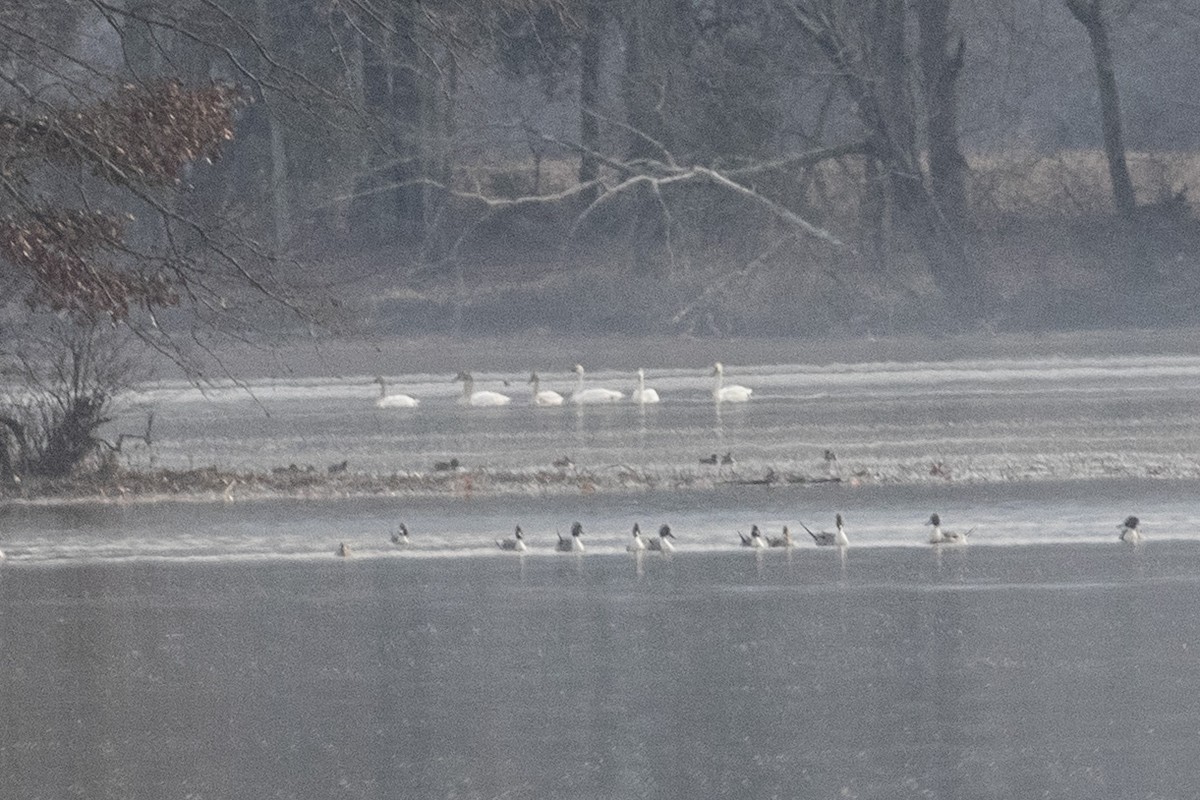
[626,523,648,552]
[391,523,411,546]
[739,525,768,549]
[497,525,527,552]
[1118,515,1142,544]
[647,524,675,552]
[557,521,585,552]
[802,514,848,547]
[926,513,972,545]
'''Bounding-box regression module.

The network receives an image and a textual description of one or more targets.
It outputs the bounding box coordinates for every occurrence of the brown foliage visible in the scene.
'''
[0,81,242,318]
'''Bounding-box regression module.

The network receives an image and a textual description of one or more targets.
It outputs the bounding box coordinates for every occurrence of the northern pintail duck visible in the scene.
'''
[767,526,793,548]
[802,514,848,547]
[626,523,648,552]
[557,521,585,552]
[647,524,675,552]
[927,513,971,544]
[1118,515,1142,544]
[391,523,410,545]
[336,542,353,557]
[496,525,527,552]
[739,525,767,549]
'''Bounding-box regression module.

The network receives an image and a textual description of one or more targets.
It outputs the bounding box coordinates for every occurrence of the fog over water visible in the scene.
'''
[4,334,1200,799]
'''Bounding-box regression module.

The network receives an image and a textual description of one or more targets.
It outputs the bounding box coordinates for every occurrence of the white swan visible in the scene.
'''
[927,513,972,545]
[1118,515,1141,544]
[570,364,623,404]
[497,525,527,552]
[712,362,752,403]
[528,372,564,406]
[630,368,660,404]
[454,371,512,407]
[374,376,419,408]
[801,514,849,547]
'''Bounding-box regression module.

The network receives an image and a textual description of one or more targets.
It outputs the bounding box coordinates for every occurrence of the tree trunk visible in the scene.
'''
[916,0,969,233]
[1065,0,1136,220]
[787,1,986,315]
[579,0,603,183]
[254,0,293,249]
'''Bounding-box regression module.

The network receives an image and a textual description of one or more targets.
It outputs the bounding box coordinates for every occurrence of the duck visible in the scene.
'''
[570,364,624,404]
[927,513,972,545]
[528,372,565,406]
[801,514,849,547]
[336,542,352,557]
[767,526,793,548]
[557,521,586,552]
[374,375,419,408]
[647,524,675,552]
[1118,515,1142,544]
[712,362,752,403]
[496,525,527,552]
[699,453,719,465]
[630,368,660,404]
[738,524,767,549]
[454,371,512,406]
[626,523,648,552]
[391,523,410,546]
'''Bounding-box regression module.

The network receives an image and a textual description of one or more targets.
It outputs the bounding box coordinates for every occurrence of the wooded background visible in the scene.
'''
[3,0,1199,339]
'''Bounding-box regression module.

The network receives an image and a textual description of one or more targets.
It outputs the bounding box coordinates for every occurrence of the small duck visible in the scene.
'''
[720,451,735,466]
[801,514,848,547]
[626,523,648,552]
[552,455,575,470]
[557,521,585,552]
[496,525,527,552]
[391,523,410,546]
[927,513,972,545]
[433,457,461,472]
[336,542,353,558]
[647,524,675,552]
[1118,515,1142,544]
[699,453,719,465]
[767,526,793,548]
[739,525,768,549]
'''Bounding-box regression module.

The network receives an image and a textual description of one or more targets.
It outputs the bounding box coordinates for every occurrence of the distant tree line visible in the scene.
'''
[1,0,1199,343]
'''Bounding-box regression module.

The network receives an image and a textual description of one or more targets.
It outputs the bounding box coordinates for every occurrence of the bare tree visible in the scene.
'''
[1063,0,1137,221]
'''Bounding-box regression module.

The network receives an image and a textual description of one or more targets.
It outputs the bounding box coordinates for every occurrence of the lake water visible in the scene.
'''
[3,340,1200,799]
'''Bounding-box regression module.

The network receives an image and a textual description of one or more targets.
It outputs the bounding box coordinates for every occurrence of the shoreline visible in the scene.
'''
[3,455,1197,506]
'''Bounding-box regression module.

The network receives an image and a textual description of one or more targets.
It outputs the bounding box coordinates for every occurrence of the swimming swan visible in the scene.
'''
[1118,515,1142,544]
[927,513,972,544]
[497,525,527,551]
[528,372,565,406]
[801,514,849,547]
[570,364,624,404]
[631,368,660,404]
[374,376,419,408]
[454,371,512,406]
[712,362,752,403]
[647,524,675,552]
[557,521,586,551]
